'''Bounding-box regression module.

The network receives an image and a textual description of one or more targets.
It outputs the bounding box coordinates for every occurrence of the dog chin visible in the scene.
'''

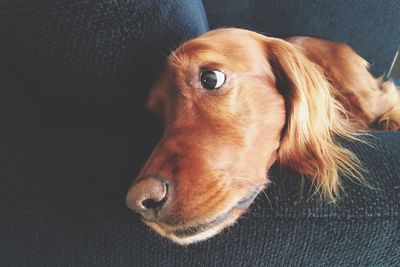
[143,188,261,245]
[143,208,245,245]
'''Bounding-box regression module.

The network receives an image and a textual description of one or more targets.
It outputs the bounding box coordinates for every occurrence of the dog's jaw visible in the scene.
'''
[139,186,264,244]
[143,207,246,245]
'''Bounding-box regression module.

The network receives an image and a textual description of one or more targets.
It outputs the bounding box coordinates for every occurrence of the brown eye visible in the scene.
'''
[200,70,225,90]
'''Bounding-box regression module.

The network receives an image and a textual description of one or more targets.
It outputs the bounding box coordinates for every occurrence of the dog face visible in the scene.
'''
[126,28,360,244]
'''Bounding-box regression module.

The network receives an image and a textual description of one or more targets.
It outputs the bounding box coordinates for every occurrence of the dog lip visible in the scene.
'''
[172,188,261,238]
[234,188,261,209]
[172,211,231,238]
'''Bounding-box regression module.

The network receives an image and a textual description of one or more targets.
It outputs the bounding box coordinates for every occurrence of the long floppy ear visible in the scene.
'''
[265,37,364,201]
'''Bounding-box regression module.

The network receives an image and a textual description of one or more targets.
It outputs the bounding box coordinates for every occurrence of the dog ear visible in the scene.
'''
[264,38,363,201]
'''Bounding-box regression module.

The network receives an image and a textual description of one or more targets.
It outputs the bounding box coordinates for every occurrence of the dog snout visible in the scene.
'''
[125,177,169,221]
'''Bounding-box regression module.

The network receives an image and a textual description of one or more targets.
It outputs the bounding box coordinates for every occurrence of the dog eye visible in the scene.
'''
[200,70,225,90]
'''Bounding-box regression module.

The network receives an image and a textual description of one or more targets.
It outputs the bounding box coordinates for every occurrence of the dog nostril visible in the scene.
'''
[141,183,169,210]
[126,178,170,216]
[142,198,163,209]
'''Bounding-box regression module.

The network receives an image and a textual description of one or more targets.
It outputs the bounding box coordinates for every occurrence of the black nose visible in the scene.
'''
[125,177,169,221]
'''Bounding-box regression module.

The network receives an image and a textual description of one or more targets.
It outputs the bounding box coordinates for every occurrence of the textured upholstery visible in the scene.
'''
[0,0,208,128]
[202,0,400,77]
[0,0,399,266]
[1,130,399,266]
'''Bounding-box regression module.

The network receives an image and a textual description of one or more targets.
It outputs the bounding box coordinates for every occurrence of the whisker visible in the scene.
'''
[228,176,273,209]
[202,170,274,208]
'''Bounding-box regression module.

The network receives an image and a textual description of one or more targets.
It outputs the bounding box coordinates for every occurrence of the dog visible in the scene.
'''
[125,28,400,244]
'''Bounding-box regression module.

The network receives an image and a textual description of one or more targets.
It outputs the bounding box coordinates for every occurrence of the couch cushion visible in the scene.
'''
[0,130,399,265]
[0,0,208,128]
[202,0,400,77]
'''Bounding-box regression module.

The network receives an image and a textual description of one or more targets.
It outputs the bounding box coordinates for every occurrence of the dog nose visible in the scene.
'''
[125,177,169,221]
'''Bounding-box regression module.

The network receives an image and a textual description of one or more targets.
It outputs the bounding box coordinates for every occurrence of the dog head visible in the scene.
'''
[126,28,361,244]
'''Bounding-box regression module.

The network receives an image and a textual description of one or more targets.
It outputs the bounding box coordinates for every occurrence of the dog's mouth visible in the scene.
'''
[143,188,261,244]
[172,188,260,237]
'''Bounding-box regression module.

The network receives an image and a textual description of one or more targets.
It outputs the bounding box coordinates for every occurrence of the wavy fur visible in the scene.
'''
[264,37,365,201]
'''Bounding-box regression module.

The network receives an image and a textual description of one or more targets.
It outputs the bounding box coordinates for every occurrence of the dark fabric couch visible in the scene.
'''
[1,1,399,266]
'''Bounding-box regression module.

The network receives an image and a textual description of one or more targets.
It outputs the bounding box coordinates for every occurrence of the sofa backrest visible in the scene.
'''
[202,0,400,77]
[0,0,208,129]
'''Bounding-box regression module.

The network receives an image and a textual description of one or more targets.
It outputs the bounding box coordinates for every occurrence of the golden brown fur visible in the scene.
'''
[287,36,400,130]
[125,28,400,244]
